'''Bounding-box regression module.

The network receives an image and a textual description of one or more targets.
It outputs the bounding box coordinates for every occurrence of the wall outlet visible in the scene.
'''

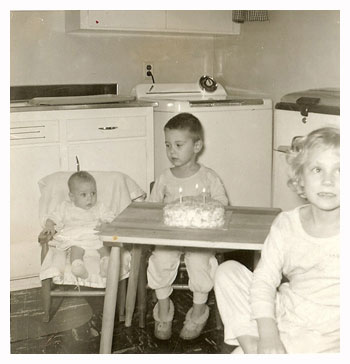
[143,62,154,79]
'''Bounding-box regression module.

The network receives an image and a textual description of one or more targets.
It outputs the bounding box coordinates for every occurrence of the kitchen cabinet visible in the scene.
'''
[10,118,62,290]
[65,10,240,36]
[68,10,167,32]
[65,110,152,190]
[11,145,61,289]
[68,140,148,188]
[166,11,239,35]
[10,106,154,290]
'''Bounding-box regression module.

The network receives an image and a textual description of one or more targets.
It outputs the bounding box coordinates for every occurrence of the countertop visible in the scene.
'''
[10,100,157,113]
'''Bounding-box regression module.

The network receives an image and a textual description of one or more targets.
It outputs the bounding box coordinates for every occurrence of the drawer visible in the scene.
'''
[10,120,59,145]
[66,115,146,141]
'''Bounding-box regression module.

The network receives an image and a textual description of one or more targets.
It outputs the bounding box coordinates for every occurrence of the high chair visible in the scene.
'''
[38,170,146,323]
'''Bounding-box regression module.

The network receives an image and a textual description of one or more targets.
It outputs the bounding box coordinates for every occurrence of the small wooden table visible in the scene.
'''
[98,202,281,353]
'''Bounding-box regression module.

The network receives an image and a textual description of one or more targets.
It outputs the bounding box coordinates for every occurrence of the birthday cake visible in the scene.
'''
[163,196,225,229]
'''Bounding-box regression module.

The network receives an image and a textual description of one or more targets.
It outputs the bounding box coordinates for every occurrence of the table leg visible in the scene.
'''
[99,246,120,354]
[125,245,142,327]
[137,246,149,328]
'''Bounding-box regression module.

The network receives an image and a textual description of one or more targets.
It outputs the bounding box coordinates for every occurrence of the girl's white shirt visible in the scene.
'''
[251,205,339,334]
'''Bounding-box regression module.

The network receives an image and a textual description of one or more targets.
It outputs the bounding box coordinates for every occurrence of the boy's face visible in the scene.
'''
[69,180,97,210]
[164,128,202,168]
[300,147,340,212]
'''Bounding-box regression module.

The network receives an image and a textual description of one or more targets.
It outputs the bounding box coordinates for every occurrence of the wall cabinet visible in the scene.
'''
[65,10,240,36]
[10,106,154,290]
[166,11,239,35]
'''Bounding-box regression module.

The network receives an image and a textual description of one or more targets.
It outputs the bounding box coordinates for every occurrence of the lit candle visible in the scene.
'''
[202,187,206,204]
[179,187,183,203]
[195,183,199,194]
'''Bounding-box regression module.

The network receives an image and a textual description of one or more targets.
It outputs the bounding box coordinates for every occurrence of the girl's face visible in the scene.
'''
[69,180,97,210]
[300,147,340,212]
[164,128,202,168]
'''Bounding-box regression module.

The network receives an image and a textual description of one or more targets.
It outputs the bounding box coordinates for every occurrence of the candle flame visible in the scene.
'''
[202,187,206,193]
[195,184,199,189]
[179,187,183,193]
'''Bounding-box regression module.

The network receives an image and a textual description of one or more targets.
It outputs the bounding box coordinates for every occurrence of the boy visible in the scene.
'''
[147,112,228,340]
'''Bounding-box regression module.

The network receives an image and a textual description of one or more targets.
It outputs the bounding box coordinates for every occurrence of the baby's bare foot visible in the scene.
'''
[71,259,88,279]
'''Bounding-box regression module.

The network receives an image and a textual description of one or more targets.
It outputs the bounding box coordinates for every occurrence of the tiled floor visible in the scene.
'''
[10,252,254,354]
[10,286,235,354]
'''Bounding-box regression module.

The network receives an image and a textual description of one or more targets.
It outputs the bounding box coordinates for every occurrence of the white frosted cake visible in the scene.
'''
[163,197,225,229]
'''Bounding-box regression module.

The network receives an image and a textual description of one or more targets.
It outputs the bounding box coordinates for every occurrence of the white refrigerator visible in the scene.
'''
[135,82,273,207]
[272,88,340,210]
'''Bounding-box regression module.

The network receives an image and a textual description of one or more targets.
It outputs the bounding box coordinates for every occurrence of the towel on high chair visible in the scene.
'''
[38,171,146,288]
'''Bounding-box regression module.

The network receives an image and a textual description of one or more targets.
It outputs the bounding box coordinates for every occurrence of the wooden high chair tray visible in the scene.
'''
[99,202,281,251]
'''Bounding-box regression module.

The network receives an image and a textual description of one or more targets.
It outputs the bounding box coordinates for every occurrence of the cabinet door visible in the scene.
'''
[66,10,240,35]
[10,144,61,281]
[166,10,239,34]
[85,10,166,31]
[67,139,149,194]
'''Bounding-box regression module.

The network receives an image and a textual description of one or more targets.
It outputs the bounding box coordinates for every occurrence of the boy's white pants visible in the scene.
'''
[214,260,340,353]
[147,246,218,304]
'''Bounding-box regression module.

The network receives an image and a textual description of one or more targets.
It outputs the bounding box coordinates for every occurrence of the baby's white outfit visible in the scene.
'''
[42,200,117,282]
[214,205,339,353]
[147,165,228,304]
[48,200,115,250]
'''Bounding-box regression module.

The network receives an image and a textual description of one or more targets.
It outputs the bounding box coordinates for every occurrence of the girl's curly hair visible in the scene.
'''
[286,127,340,198]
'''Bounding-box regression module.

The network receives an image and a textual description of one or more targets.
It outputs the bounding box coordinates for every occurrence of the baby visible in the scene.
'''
[40,171,115,279]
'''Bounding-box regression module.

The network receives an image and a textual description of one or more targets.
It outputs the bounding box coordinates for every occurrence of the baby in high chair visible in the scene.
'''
[39,171,115,279]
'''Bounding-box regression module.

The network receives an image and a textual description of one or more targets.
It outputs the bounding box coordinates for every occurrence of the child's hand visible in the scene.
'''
[256,317,287,354]
[38,227,55,244]
[257,335,286,354]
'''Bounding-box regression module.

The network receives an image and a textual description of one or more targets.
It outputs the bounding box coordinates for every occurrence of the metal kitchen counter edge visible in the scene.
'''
[10,100,157,113]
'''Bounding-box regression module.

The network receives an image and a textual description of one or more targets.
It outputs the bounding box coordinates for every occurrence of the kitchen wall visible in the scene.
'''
[213,10,340,103]
[10,11,215,96]
[10,10,339,104]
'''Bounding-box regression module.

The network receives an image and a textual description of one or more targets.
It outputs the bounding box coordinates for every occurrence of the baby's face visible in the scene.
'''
[69,180,97,210]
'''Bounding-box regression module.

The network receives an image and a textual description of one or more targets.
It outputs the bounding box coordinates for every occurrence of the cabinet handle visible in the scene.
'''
[11,125,45,129]
[10,136,46,140]
[11,131,41,135]
[98,126,118,130]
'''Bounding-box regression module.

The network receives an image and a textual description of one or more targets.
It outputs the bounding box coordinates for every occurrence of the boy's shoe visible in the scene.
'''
[179,305,209,340]
[71,259,88,279]
[153,300,174,340]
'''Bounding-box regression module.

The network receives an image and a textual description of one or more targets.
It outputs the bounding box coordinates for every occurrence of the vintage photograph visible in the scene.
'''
[9,8,340,355]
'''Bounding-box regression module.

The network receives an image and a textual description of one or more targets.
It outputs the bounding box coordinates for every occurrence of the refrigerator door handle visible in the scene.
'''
[274,145,290,153]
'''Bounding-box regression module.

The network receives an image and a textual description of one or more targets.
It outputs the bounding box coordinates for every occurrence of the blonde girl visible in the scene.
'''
[214,127,340,353]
